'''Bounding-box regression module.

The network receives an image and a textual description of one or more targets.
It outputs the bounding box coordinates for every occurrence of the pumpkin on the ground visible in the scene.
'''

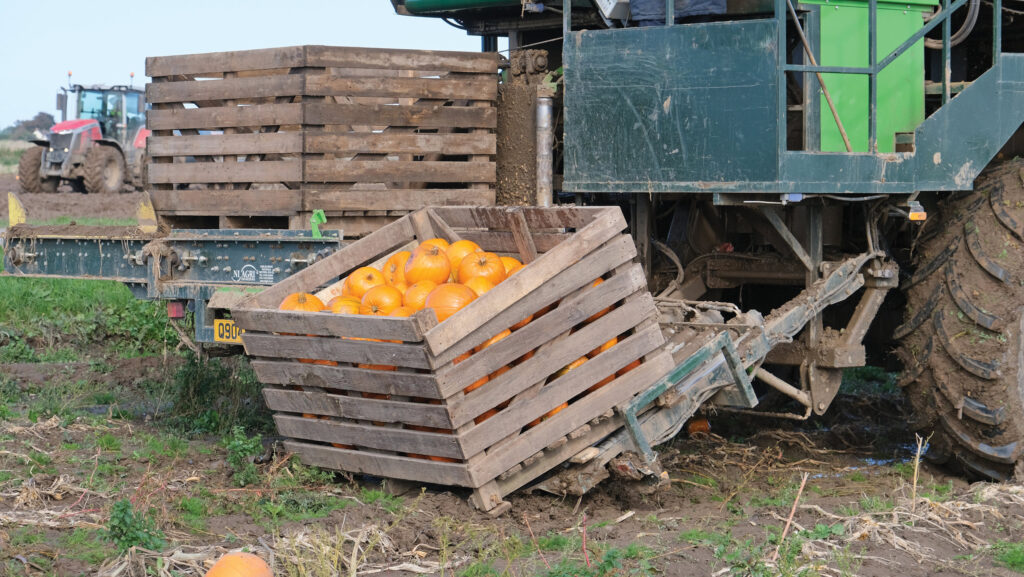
[406,244,452,285]
[458,251,506,285]
[359,285,404,316]
[204,552,272,577]
[343,267,385,300]
[425,283,477,322]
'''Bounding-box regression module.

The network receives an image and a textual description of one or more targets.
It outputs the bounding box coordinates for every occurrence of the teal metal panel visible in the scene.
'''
[563,20,780,192]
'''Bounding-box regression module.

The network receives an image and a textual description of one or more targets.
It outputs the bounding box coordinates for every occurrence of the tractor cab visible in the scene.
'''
[18,83,149,195]
[60,84,147,150]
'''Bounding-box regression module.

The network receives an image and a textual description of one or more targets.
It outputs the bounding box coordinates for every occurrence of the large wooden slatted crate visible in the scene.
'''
[231,206,672,512]
[145,45,498,233]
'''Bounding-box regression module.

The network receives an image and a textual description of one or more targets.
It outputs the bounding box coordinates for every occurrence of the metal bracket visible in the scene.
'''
[618,331,755,464]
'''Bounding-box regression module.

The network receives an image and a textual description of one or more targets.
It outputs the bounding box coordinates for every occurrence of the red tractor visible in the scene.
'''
[18,83,149,194]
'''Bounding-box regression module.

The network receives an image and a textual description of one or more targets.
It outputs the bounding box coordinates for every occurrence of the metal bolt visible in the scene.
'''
[817,402,826,411]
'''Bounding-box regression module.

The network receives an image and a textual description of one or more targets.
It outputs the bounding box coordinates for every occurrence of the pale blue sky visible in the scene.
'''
[0,1,486,128]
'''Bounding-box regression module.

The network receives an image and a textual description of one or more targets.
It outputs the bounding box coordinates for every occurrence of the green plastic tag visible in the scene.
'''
[310,209,327,239]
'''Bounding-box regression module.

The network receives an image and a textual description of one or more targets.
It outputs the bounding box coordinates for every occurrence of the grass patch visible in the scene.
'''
[60,528,115,565]
[993,541,1024,572]
[165,356,271,436]
[360,487,404,514]
[841,366,899,395]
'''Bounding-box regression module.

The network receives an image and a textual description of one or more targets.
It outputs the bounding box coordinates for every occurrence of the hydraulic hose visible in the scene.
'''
[923,0,980,49]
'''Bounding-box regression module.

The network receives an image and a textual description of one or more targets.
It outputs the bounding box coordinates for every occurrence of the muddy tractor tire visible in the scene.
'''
[897,159,1024,480]
[83,146,126,195]
[17,146,58,193]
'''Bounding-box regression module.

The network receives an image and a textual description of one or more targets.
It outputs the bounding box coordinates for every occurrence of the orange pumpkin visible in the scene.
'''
[458,251,507,285]
[586,278,612,323]
[406,244,452,285]
[510,313,533,331]
[617,359,641,377]
[391,281,409,294]
[475,329,510,353]
[343,267,385,300]
[453,351,472,365]
[515,349,536,365]
[446,240,482,273]
[556,357,588,378]
[500,256,522,274]
[389,306,415,318]
[490,365,511,380]
[279,292,325,312]
[463,374,489,394]
[687,417,711,435]
[360,285,404,316]
[474,408,499,425]
[464,276,495,297]
[528,402,568,428]
[205,552,272,577]
[425,283,477,322]
[403,280,437,311]
[588,337,618,358]
[329,298,361,315]
[586,375,615,394]
[419,237,450,251]
[358,362,397,372]
[507,263,526,275]
[326,295,360,308]
[383,250,411,287]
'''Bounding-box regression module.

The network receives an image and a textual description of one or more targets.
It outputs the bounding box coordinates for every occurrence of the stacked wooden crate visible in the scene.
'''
[231,206,673,513]
[145,45,498,233]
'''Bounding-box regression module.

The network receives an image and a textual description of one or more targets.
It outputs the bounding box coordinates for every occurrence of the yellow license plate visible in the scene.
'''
[214,319,245,344]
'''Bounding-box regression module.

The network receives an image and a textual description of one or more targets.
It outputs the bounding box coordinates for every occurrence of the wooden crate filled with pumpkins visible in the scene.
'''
[232,206,673,513]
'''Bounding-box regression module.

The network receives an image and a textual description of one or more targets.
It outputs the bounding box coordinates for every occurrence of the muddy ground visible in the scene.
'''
[2,351,1024,576]
[0,175,142,224]
[3,181,1024,576]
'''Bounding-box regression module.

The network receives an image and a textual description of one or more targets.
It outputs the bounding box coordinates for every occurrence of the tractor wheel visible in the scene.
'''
[17,146,57,193]
[897,158,1024,480]
[83,146,126,194]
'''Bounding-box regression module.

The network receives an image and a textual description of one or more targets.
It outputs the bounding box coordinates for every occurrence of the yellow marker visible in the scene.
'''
[909,210,927,221]
[8,192,27,226]
[136,190,158,234]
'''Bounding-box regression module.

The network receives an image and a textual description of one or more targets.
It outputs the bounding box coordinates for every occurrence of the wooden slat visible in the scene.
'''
[304,102,496,130]
[459,324,665,454]
[305,45,498,74]
[468,351,674,485]
[459,230,570,254]
[438,261,646,395]
[148,161,301,184]
[148,133,302,157]
[149,189,301,216]
[147,46,307,77]
[304,133,495,156]
[508,210,538,263]
[251,360,443,399]
[304,188,494,212]
[306,75,497,101]
[284,440,473,486]
[304,160,495,184]
[147,103,303,130]
[243,333,432,369]
[275,415,465,459]
[446,294,657,428]
[432,206,602,231]
[146,75,305,103]
[263,388,453,428]
[239,215,416,308]
[234,308,430,342]
[423,211,628,355]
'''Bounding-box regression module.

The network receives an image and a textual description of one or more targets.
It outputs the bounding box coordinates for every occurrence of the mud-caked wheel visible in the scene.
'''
[17,146,58,193]
[897,159,1024,479]
[83,146,126,195]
